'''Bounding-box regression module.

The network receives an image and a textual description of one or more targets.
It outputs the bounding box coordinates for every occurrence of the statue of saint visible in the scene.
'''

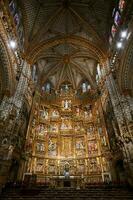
[65,84,69,92]
[87,126,93,135]
[64,100,69,109]
[48,139,56,156]
[36,124,45,135]
[7,145,14,160]
[76,140,84,150]
[50,124,58,132]
[62,100,71,110]
[84,111,89,119]
[40,109,48,119]
[75,124,80,131]
[101,136,107,146]
[36,143,44,152]
[64,162,70,178]
[61,122,67,130]
[89,111,92,118]
[52,110,59,117]
[76,107,80,116]
[36,164,43,172]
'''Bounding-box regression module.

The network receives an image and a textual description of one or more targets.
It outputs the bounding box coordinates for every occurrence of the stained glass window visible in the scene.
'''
[81,81,91,93]
[82,82,87,93]
[114,11,121,26]
[9,0,16,16]
[31,65,38,83]
[14,12,20,27]
[111,25,117,37]
[109,36,113,44]
[112,8,116,18]
[42,82,51,93]
[109,0,126,43]
[119,0,125,13]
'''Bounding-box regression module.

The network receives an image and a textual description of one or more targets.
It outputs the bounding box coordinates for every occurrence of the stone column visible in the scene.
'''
[104,60,133,185]
[0,60,32,189]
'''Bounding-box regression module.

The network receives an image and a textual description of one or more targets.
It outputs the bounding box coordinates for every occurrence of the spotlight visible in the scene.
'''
[117,42,122,49]
[121,30,127,38]
[10,40,16,49]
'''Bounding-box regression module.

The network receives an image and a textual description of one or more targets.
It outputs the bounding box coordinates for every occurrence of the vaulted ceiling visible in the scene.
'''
[18,0,114,89]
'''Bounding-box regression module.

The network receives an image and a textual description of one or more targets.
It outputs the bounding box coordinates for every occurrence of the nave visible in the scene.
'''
[0,0,133,199]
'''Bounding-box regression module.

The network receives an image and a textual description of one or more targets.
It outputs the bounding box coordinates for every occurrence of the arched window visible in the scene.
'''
[119,0,125,13]
[42,82,51,93]
[111,24,117,38]
[31,65,38,83]
[114,11,121,26]
[46,83,51,92]
[81,81,91,93]
[60,82,72,94]
[109,0,126,42]
[9,0,24,48]
[96,64,104,83]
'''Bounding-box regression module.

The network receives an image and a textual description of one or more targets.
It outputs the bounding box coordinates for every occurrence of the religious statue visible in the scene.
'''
[65,84,69,92]
[102,157,109,172]
[64,162,70,178]
[34,108,38,116]
[98,127,102,135]
[51,110,59,118]
[60,119,72,130]
[60,122,66,130]
[36,163,43,172]
[89,110,92,119]
[84,111,89,119]
[36,124,46,135]
[76,107,80,116]
[36,142,44,152]
[75,124,80,131]
[101,136,107,146]
[64,100,69,109]
[50,124,58,132]
[48,139,56,156]
[7,145,14,160]
[89,158,100,173]
[78,165,84,173]
[82,82,87,93]
[76,140,84,150]
[48,165,55,174]
[88,141,98,154]
[32,118,36,127]
[40,109,49,119]
[62,100,71,110]
[87,126,93,135]
[67,120,72,129]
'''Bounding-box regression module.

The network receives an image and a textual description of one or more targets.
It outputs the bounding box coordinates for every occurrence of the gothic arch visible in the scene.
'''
[0,37,15,102]
[118,21,133,96]
[0,16,17,103]
[25,36,107,64]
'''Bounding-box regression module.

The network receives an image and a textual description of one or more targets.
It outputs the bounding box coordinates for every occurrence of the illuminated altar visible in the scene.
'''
[25,83,111,186]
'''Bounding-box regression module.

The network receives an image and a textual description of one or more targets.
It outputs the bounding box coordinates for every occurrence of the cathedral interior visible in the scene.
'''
[0,0,133,199]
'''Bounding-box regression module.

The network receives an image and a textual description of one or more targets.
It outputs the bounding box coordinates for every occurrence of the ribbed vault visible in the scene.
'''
[18,0,114,89]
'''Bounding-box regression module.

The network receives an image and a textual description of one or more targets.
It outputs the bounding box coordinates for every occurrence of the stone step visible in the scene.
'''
[1,186,133,200]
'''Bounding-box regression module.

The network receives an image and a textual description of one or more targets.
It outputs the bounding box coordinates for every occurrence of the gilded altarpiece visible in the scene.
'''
[26,89,111,184]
